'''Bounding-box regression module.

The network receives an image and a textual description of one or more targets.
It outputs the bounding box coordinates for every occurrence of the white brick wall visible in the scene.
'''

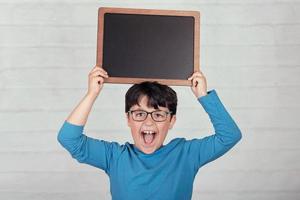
[1,0,300,199]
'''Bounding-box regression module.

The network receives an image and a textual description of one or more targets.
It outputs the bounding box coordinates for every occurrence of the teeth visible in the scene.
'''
[143,130,155,135]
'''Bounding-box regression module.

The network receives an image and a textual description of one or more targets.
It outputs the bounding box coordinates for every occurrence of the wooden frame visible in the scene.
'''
[96,7,200,86]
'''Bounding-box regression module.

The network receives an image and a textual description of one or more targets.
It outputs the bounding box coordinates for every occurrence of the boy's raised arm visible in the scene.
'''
[57,66,117,173]
[66,65,108,126]
[187,71,242,170]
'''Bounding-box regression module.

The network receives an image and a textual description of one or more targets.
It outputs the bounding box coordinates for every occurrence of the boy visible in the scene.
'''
[57,65,242,200]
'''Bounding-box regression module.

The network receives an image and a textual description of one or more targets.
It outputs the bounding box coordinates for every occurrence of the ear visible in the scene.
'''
[168,115,176,130]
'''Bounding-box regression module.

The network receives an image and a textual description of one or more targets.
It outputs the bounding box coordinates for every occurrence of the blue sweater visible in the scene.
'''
[57,90,242,200]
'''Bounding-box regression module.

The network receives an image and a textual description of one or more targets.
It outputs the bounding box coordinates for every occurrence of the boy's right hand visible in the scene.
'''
[87,65,109,97]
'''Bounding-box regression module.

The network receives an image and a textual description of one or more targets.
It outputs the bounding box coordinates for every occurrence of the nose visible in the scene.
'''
[144,113,155,125]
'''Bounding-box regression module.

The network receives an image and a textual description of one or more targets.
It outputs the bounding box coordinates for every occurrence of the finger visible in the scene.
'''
[188,73,195,80]
[194,71,203,75]
[194,75,205,85]
[95,76,104,85]
[188,74,203,81]
[90,65,107,75]
[98,67,108,74]
[193,72,203,78]
[188,71,204,80]
[90,65,101,72]
[96,73,109,79]
[188,75,195,80]
[91,71,108,78]
[191,77,198,88]
[90,70,109,78]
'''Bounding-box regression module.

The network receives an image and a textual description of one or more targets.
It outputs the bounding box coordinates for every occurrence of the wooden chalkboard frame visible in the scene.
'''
[96,7,200,86]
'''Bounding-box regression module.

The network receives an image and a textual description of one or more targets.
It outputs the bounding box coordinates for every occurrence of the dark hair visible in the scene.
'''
[125,81,177,116]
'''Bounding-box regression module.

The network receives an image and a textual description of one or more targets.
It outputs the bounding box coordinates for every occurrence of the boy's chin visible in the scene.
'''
[141,147,157,154]
[138,144,161,154]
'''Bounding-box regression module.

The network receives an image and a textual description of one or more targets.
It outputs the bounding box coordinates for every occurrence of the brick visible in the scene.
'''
[199,3,299,25]
[203,45,300,66]
[40,26,96,46]
[0,26,41,46]
[0,4,13,24]
[0,172,109,193]
[11,3,73,25]
[274,24,300,45]
[0,192,110,200]
[1,67,300,89]
[0,47,95,68]
[192,191,300,200]
[194,169,300,191]
[1,149,299,171]
[202,24,275,45]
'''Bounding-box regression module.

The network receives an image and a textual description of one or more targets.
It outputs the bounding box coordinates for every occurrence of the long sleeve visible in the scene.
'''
[185,90,242,170]
[57,121,121,174]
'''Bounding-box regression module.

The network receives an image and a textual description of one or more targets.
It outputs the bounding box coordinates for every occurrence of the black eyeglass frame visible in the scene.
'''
[127,110,173,122]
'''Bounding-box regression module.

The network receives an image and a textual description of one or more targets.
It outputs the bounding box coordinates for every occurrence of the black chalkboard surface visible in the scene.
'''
[97,7,200,86]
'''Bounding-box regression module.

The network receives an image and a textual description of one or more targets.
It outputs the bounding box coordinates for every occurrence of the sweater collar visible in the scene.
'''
[127,138,183,157]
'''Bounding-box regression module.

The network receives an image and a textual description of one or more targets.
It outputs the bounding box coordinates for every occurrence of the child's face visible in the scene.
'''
[127,95,176,154]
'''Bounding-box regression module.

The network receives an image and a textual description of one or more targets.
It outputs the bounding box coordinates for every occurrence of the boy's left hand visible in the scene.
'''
[188,71,207,98]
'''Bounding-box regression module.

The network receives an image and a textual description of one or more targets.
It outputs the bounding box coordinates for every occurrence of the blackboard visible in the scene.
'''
[96,7,200,86]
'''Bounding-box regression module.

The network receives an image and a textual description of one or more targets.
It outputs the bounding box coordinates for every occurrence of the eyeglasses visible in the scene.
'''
[127,110,172,122]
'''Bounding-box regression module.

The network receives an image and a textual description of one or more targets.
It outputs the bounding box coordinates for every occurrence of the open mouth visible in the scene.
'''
[141,130,157,145]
